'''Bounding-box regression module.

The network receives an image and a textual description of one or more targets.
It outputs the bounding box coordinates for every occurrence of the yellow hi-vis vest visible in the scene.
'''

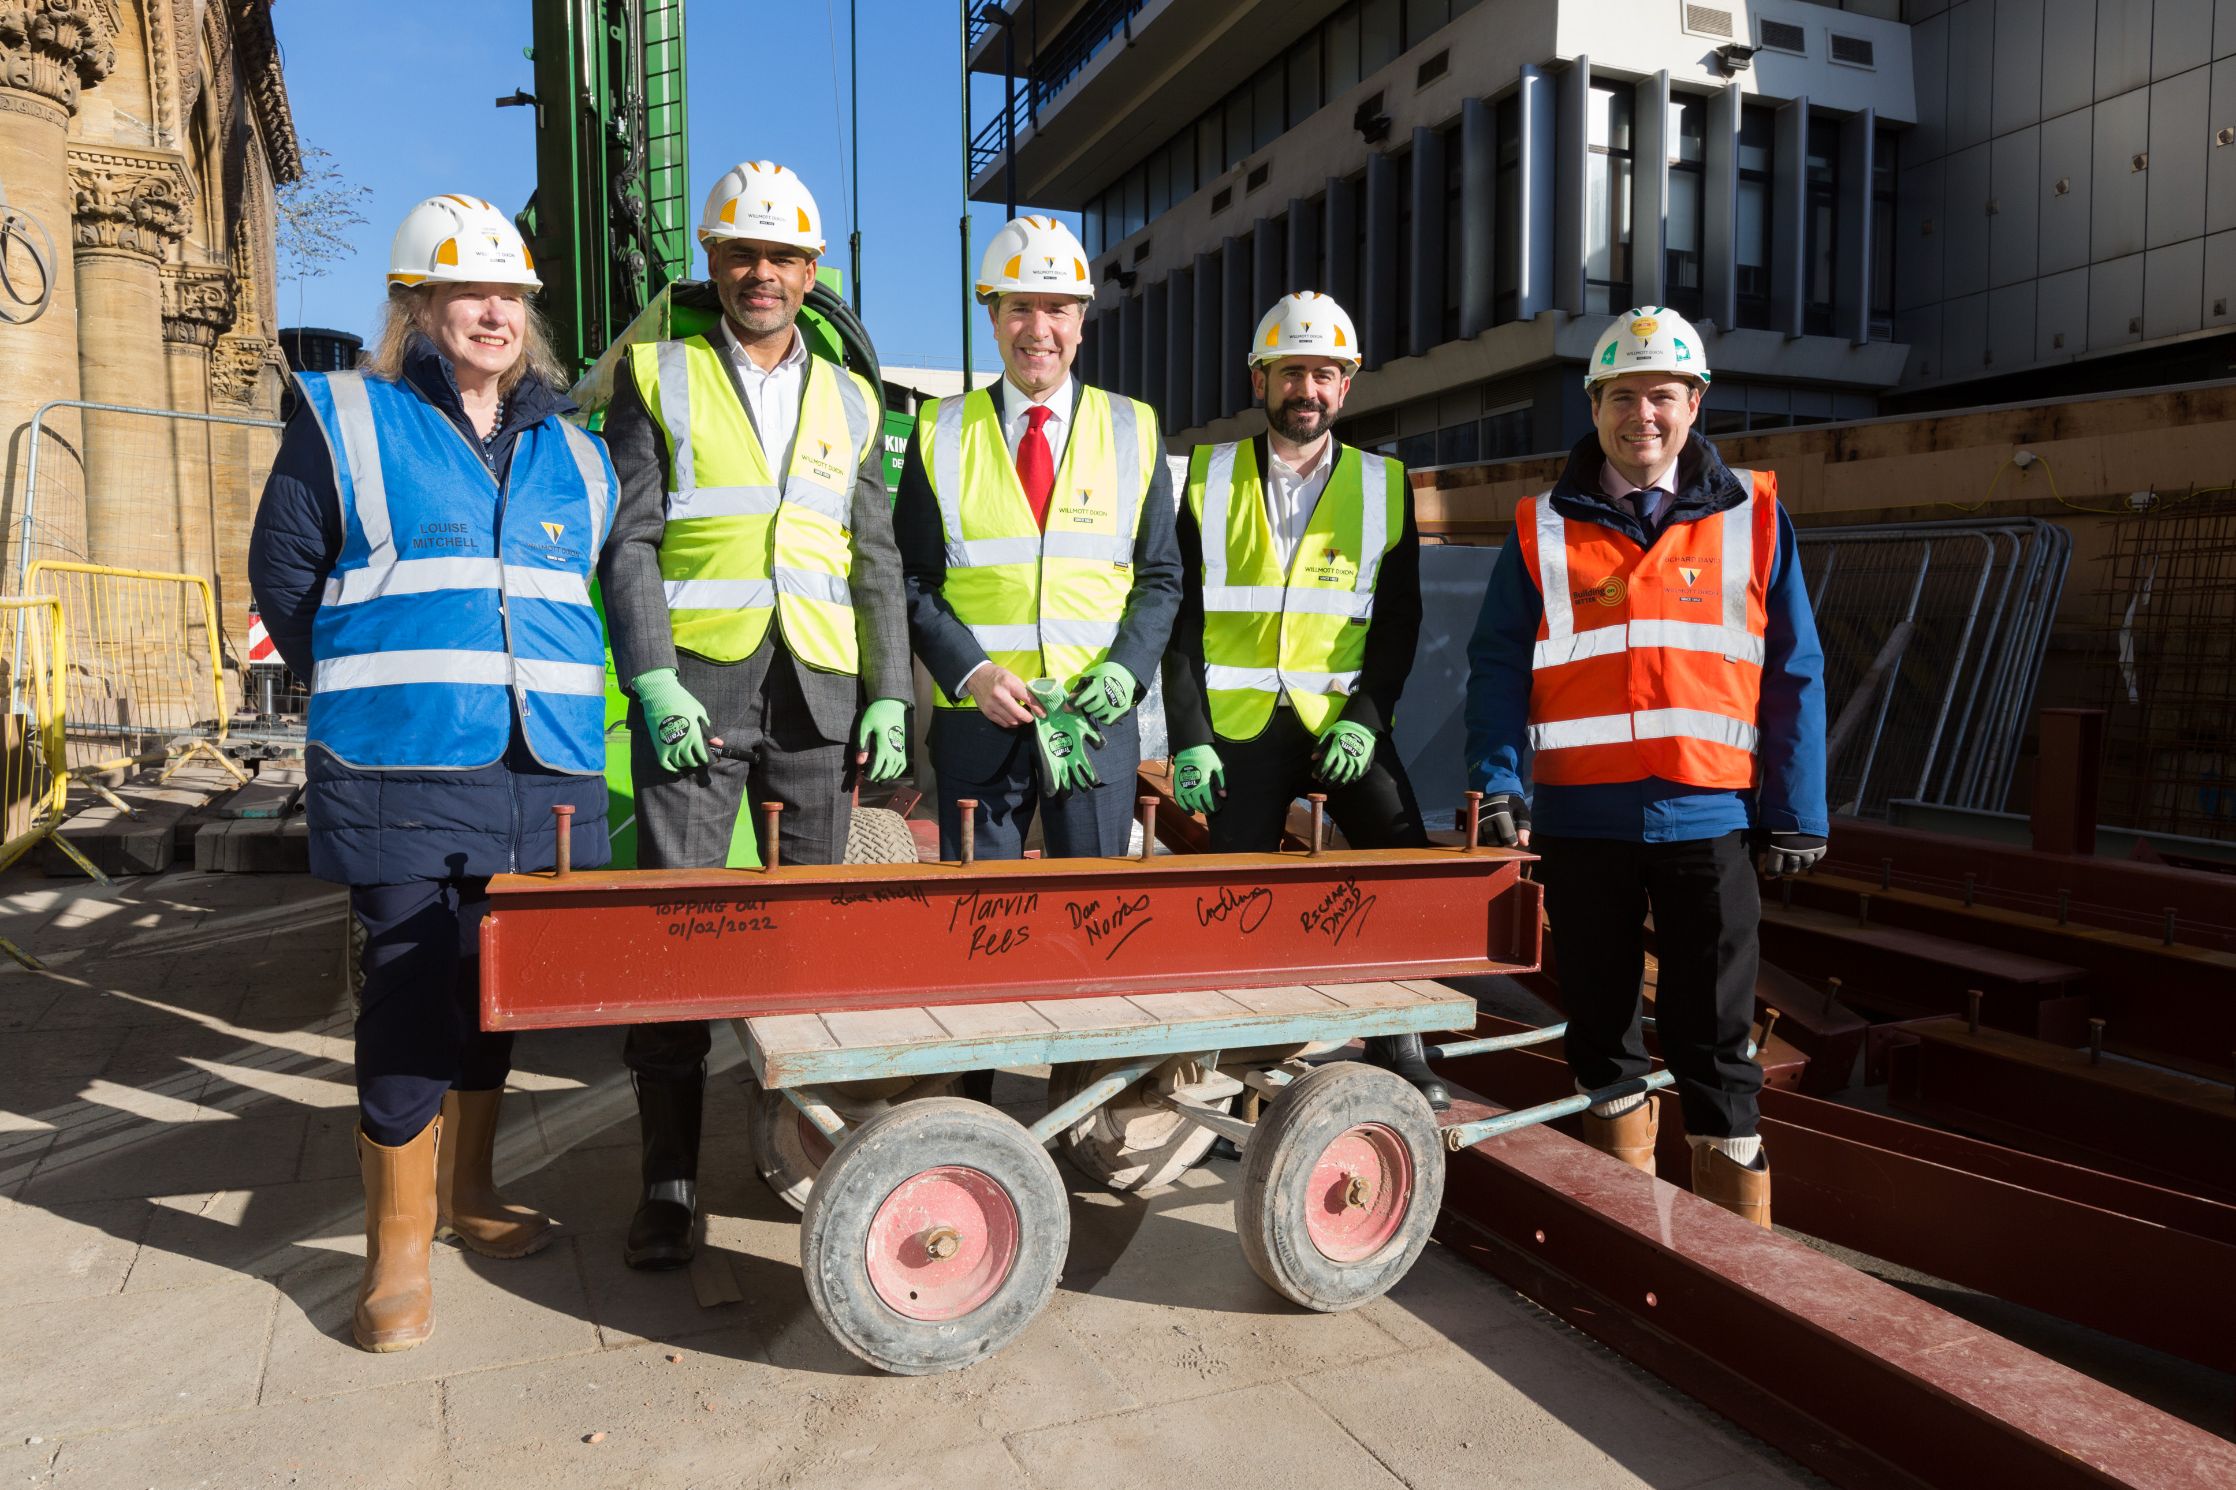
[627,335,878,669]
[1187,439,1406,738]
[920,384,1158,707]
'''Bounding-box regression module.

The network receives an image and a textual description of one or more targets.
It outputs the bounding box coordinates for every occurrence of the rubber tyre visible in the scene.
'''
[800,1097,1068,1375]
[1237,1061,1444,1312]
[1047,1059,1226,1191]
[844,805,921,865]
[746,1082,910,1213]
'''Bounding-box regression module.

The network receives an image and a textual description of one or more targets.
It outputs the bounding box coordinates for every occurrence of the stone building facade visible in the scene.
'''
[0,0,299,653]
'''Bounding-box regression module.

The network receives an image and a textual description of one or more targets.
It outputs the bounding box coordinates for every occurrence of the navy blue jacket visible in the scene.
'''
[248,336,610,885]
[1463,431,1830,843]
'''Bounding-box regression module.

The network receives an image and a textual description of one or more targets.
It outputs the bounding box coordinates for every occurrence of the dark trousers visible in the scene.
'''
[930,707,1140,860]
[1204,710,1428,852]
[352,877,511,1146]
[625,645,853,1080]
[1535,830,1762,1139]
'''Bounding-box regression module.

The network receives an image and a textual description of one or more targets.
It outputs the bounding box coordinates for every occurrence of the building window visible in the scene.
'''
[1735,105,1774,330]
[1665,94,1706,320]
[1444,119,1464,342]
[1804,116,1838,336]
[1871,124,1896,339]
[1406,0,1448,43]
[1288,31,1323,128]
[1327,5,1363,95]
[1251,59,1285,152]
[1224,90,1252,172]
[1146,147,1172,222]
[1494,93,1520,324]
[1083,197,1104,257]
[1197,113,1225,189]
[1362,0,1402,75]
[1482,401,1533,460]
[1585,84,1634,315]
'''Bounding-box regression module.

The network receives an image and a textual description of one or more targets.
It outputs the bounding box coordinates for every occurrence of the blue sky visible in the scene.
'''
[272,1,1060,373]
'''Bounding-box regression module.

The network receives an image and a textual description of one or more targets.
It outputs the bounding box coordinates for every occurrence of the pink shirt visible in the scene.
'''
[1599,455,1678,526]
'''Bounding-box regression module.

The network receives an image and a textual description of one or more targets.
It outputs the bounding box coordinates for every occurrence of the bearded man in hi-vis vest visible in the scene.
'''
[893,215,1180,859]
[1463,307,1829,1229]
[1162,291,1448,1112]
[597,161,911,1270]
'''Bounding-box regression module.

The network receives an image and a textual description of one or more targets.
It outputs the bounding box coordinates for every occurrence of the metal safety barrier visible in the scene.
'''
[0,597,95,875]
[23,561,246,792]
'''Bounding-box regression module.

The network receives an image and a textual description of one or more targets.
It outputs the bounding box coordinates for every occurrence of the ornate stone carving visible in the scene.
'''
[161,262,234,347]
[168,0,196,120]
[0,1,116,115]
[68,145,192,259]
[227,1,297,183]
[210,331,273,406]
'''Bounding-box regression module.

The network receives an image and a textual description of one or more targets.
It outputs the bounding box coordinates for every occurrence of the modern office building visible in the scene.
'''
[966,0,2236,465]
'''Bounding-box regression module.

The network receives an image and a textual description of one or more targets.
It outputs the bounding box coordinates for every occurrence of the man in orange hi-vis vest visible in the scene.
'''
[1462,307,1828,1229]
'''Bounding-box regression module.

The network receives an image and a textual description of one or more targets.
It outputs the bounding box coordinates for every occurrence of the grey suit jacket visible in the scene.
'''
[893,378,1181,704]
[597,334,912,745]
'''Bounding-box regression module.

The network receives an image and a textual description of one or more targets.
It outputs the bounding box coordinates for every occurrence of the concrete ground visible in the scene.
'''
[0,865,1819,1490]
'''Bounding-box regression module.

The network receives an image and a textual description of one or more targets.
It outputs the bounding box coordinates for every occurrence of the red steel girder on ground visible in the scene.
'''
[481,847,1541,1030]
[1449,1010,2236,1374]
[1431,1071,2236,1488]
[1885,1019,2236,1204]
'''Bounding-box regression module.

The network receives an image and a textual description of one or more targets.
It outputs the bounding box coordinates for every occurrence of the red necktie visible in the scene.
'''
[1017,404,1055,531]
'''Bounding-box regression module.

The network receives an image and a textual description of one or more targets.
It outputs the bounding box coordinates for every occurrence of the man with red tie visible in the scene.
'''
[893,214,1180,858]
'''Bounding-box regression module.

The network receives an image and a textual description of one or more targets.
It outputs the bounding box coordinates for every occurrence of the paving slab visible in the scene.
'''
[0,1276,274,1439]
[127,1178,363,1291]
[46,1379,442,1488]
[22,1109,308,1205]
[1008,1380,1406,1490]
[0,1194,149,1304]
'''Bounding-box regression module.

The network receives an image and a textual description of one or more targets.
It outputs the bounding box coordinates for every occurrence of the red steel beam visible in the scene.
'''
[1446,1010,2236,1373]
[480,847,1541,1030]
[1885,1020,2236,1204]
[1432,1078,2236,1488]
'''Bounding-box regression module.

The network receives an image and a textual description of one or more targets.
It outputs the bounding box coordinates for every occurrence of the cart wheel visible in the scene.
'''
[747,1083,901,1213]
[1047,1059,1226,1191]
[843,805,921,865]
[1237,1061,1444,1312]
[800,1097,1068,1375]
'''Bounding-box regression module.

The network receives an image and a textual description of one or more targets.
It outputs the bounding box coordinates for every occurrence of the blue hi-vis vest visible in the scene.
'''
[294,371,617,774]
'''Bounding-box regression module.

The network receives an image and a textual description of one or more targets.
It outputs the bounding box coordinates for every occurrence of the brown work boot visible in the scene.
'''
[354,1118,440,1352]
[1581,1098,1659,1174]
[1690,1143,1772,1229]
[436,1088,554,1260]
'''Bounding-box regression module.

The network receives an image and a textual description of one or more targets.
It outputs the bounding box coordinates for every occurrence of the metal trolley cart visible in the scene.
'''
[483,798,1543,1375]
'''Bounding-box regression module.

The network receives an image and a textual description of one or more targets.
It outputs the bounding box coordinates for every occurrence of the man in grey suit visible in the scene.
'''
[596,160,911,1269]
[893,214,1180,860]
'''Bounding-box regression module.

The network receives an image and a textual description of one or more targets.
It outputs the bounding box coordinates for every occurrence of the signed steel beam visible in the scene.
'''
[479,847,1542,1030]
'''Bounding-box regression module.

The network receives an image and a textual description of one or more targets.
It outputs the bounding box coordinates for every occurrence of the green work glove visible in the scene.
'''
[1315,720,1376,786]
[1030,679,1104,795]
[855,698,909,784]
[1069,660,1137,727]
[1173,744,1225,816]
[632,668,711,773]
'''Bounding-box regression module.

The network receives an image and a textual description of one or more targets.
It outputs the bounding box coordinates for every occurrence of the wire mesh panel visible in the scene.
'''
[1801,518,2069,819]
[2086,495,2236,842]
[25,562,231,778]
[0,597,67,870]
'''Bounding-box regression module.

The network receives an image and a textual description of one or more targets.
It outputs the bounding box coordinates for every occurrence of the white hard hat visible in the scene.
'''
[1585,305,1711,388]
[699,160,824,253]
[976,214,1091,303]
[1250,291,1361,369]
[388,195,541,290]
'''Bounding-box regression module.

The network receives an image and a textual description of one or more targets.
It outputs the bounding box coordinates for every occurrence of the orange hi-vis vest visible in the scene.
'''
[1514,468,1779,789]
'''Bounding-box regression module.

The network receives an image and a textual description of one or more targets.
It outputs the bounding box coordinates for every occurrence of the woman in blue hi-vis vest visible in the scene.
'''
[248,196,618,1354]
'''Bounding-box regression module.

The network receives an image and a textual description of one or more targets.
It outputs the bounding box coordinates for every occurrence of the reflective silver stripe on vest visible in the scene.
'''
[775,477,850,527]
[512,657,608,697]
[324,556,497,606]
[1202,583,1288,613]
[1354,451,1391,594]
[1043,531,1133,564]
[324,373,394,569]
[969,622,1043,652]
[1204,663,1279,692]
[656,340,696,505]
[1531,624,1630,668]
[1531,493,1571,651]
[832,362,874,469]
[667,484,782,521]
[557,421,611,553]
[1533,619,1764,669]
[315,648,509,692]
[1107,395,1148,543]
[663,577,776,610]
[1042,616,1120,650]
[1278,668,1359,694]
[505,566,594,608]
[1199,443,1238,592]
[775,566,852,607]
[931,396,969,566]
[1529,708,1760,754]
[956,535,1043,567]
[1722,472,1757,636]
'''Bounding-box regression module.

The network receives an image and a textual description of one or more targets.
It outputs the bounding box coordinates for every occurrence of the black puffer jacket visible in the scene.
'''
[247,336,610,885]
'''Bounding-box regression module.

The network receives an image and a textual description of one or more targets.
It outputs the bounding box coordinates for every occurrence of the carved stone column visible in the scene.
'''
[0,2,115,577]
[70,146,189,572]
[160,262,234,597]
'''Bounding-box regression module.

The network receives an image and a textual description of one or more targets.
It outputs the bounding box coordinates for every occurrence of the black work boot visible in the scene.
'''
[624,1065,704,1271]
[1364,1033,1451,1112]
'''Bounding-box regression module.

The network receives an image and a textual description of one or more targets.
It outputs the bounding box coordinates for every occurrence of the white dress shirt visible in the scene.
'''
[1599,453,1678,526]
[1000,373,1073,473]
[1263,436,1337,571]
[720,320,809,465]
